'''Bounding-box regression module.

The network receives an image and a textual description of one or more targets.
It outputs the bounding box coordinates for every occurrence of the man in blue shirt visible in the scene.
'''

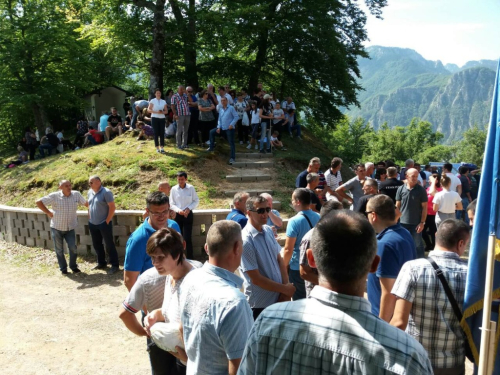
[208,97,239,164]
[180,220,253,375]
[123,191,180,291]
[99,111,109,132]
[226,191,249,228]
[366,194,416,321]
[283,188,320,300]
[238,210,433,375]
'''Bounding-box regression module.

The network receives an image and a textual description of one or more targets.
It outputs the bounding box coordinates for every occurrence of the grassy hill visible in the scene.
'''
[0,128,341,217]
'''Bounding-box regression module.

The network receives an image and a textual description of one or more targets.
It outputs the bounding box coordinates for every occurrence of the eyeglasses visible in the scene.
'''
[249,207,271,214]
[365,211,377,216]
[149,209,169,217]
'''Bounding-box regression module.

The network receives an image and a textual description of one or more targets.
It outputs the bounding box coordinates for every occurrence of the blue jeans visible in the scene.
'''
[289,269,306,300]
[260,121,270,150]
[290,123,301,137]
[209,128,235,160]
[51,228,78,271]
[88,221,119,267]
[86,135,97,145]
[401,223,425,258]
[39,144,53,157]
[456,198,470,225]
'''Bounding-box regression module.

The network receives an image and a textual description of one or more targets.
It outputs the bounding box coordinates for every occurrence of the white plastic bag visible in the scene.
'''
[150,322,184,353]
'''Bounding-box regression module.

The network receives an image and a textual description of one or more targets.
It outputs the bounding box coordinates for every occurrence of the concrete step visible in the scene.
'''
[232,160,274,168]
[235,152,273,159]
[224,189,274,196]
[226,174,271,182]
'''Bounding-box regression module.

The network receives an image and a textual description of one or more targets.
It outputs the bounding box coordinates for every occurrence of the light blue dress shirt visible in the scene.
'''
[180,262,253,375]
[217,105,239,130]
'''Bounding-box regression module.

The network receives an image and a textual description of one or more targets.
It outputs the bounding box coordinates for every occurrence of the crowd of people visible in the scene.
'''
[36,151,480,374]
[14,83,300,167]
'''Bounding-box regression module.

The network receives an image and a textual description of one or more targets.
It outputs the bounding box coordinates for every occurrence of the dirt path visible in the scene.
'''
[0,242,149,375]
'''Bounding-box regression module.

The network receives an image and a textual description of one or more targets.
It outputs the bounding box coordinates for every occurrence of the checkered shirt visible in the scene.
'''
[324,168,343,190]
[171,93,190,116]
[40,191,86,231]
[238,286,433,375]
[392,250,468,369]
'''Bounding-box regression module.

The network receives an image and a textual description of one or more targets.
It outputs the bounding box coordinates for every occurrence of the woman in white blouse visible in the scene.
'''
[433,175,463,227]
[144,228,202,374]
[148,88,169,154]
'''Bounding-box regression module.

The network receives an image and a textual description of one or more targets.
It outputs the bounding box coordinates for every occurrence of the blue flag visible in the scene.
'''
[461,59,500,372]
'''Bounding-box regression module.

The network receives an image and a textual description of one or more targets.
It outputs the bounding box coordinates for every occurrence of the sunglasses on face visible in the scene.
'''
[249,207,271,214]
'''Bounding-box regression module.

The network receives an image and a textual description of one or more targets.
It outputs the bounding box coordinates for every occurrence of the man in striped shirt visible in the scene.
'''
[171,85,191,149]
[240,196,295,320]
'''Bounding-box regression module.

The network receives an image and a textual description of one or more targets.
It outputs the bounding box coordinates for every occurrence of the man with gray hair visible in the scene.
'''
[240,196,295,319]
[238,210,432,374]
[260,193,282,232]
[88,175,120,274]
[226,191,250,228]
[365,162,375,178]
[400,159,414,181]
[36,180,87,275]
[180,220,253,375]
[171,85,191,149]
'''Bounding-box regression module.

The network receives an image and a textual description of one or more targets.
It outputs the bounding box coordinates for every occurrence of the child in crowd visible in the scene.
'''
[247,101,261,150]
[5,146,29,168]
[234,93,249,145]
[270,131,286,151]
[136,121,154,141]
[124,110,133,131]
[271,102,285,140]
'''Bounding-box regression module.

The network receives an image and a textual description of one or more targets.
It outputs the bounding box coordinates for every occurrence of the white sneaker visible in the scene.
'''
[246,144,252,149]
[205,141,210,145]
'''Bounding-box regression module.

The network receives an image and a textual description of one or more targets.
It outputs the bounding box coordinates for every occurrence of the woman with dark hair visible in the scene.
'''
[197,90,216,144]
[73,117,88,149]
[258,96,273,153]
[423,173,442,251]
[24,127,37,160]
[148,88,168,154]
[144,228,201,375]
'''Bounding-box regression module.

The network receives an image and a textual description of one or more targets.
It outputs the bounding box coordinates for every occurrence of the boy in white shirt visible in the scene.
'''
[270,131,286,151]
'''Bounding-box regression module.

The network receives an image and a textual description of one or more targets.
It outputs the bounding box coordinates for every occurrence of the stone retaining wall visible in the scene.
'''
[0,204,231,260]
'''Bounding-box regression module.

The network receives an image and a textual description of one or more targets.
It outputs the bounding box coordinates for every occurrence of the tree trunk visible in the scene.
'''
[148,0,166,99]
[32,102,50,135]
[184,0,198,89]
[248,27,269,94]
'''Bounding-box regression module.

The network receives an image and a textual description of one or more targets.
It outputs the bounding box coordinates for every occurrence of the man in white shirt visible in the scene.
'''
[170,171,199,259]
[216,86,233,110]
[443,163,462,195]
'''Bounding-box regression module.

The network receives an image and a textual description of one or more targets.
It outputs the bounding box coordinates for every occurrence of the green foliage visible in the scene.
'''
[453,124,487,167]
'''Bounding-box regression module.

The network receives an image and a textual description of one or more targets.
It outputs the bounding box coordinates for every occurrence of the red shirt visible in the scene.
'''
[89,129,103,143]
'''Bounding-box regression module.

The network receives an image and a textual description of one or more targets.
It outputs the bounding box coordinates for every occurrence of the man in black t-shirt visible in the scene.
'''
[356,179,378,217]
[305,173,322,213]
[106,107,123,141]
[379,167,404,203]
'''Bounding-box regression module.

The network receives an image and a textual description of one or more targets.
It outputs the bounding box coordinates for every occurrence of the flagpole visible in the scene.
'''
[478,234,497,375]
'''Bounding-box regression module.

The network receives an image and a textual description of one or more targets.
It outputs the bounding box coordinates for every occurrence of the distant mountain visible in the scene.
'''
[347,46,496,143]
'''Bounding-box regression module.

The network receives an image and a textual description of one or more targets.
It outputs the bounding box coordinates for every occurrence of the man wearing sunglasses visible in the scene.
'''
[240,196,295,320]
[123,192,180,292]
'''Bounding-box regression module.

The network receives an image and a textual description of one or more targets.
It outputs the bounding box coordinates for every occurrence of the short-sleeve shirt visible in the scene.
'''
[356,194,376,216]
[124,218,181,274]
[266,209,281,229]
[171,93,190,116]
[122,267,166,314]
[188,94,198,115]
[295,169,308,188]
[457,174,471,198]
[395,184,428,225]
[88,186,114,225]
[432,190,461,214]
[40,191,87,231]
[324,169,343,191]
[306,188,321,212]
[180,263,254,374]
[150,98,167,118]
[226,209,247,228]
[198,98,215,121]
[88,129,103,143]
[367,223,416,316]
[240,224,283,308]
[233,101,248,119]
[445,173,462,193]
[379,178,404,203]
[107,114,122,127]
[342,176,368,210]
[286,210,320,271]
[299,228,317,297]
[142,124,154,137]
[272,109,284,124]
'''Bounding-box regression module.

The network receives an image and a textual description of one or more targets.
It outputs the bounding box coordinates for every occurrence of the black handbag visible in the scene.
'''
[427,257,475,363]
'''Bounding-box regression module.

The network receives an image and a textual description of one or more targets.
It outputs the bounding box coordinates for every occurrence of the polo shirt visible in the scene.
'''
[342,176,368,210]
[122,267,166,314]
[356,194,376,216]
[88,186,114,225]
[240,224,283,308]
[445,172,461,193]
[226,209,247,228]
[295,170,308,188]
[457,174,471,198]
[324,169,342,191]
[124,218,181,274]
[379,178,404,203]
[238,286,433,374]
[40,191,87,231]
[367,223,416,316]
[286,210,320,270]
[266,209,281,229]
[395,184,428,225]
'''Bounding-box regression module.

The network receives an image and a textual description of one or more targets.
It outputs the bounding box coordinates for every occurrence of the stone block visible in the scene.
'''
[74,225,86,235]
[225,175,242,182]
[33,220,45,231]
[39,230,51,240]
[19,228,30,238]
[13,219,23,229]
[16,212,27,220]
[113,225,130,237]
[117,215,141,227]
[16,236,26,245]
[115,236,129,247]
[35,238,47,249]
[25,237,35,247]
[193,213,213,226]
[116,246,126,257]
[78,235,94,246]
[27,213,37,222]
[214,214,227,222]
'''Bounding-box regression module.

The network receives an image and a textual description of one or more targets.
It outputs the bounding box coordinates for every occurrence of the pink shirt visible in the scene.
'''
[426,186,442,215]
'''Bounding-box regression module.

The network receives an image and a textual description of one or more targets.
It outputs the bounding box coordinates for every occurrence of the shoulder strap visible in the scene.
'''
[299,212,314,229]
[427,257,463,321]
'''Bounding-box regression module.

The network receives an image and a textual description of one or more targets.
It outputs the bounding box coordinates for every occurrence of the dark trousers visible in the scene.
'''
[237,119,250,143]
[289,269,306,300]
[200,119,216,143]
[73,134,86,148]
[252,308,265,320]
[27,144,37,160]
[401,223,425,258]
[175,211,194,259]
[151,117,165,147]
[423,214,437,251]
[271,120,284,140]
[187,113,200,144]
[88,221,119,267]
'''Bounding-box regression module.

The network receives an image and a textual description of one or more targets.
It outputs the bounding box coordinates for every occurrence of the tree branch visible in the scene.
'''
[131,0,155,12]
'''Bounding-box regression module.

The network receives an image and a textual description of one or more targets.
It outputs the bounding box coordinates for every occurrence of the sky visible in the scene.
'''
[362,0,500,66]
